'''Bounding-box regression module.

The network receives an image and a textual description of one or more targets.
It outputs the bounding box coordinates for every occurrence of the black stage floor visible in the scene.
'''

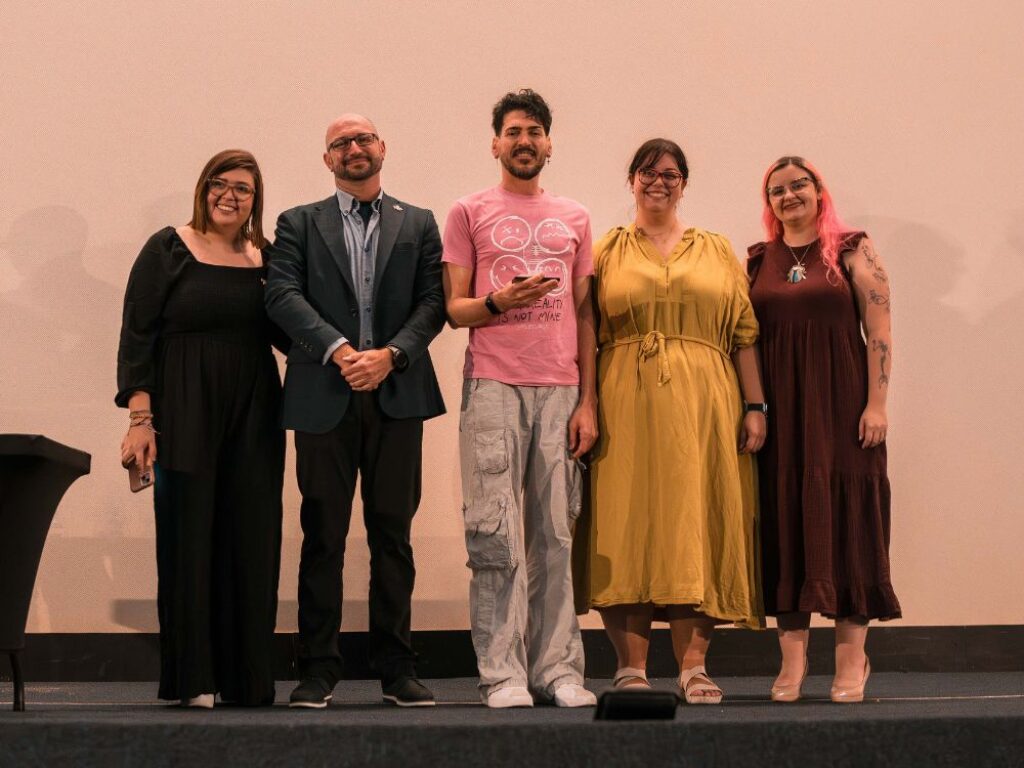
[3,674,1023,767]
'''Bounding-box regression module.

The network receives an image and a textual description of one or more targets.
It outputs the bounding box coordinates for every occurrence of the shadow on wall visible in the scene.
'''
[0,206,121,414]
[859,215,1024,620]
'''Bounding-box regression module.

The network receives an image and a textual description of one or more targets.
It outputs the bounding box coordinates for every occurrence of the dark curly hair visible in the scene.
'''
[491,88,552,135]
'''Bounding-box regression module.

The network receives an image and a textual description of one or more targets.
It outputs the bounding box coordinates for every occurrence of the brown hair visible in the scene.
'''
[189,149,266,248]
[627,138,689,181]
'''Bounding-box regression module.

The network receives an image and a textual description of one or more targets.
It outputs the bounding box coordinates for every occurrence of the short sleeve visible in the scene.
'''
[838,230,869,261]
[746,241,768,287]
[440,201,475,268]
[572,214,594,279]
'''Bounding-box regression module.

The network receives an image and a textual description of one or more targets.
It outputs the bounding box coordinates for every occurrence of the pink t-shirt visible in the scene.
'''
[443,186,594,386]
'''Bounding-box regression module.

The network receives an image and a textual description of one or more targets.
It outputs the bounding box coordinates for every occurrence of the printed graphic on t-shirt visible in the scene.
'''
[489,216,572,328]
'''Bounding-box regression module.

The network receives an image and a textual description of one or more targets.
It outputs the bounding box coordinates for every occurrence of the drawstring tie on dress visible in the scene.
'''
[639,331,672,386]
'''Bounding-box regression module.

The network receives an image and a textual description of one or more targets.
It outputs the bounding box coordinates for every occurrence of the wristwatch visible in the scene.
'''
[744,402,768,415]
[386,344,409,372]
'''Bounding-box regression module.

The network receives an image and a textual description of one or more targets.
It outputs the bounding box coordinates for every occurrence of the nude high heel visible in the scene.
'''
[831,657,870,703]
[770,660,808,703]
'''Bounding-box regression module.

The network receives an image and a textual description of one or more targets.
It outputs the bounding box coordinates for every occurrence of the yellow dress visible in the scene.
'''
[575,225,764,628]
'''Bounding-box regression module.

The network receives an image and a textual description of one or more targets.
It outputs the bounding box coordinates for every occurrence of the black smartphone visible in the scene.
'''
[512,275,560,284]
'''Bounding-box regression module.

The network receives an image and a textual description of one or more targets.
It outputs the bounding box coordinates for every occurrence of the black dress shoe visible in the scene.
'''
[289,678,334,709]
[382,676,435,707]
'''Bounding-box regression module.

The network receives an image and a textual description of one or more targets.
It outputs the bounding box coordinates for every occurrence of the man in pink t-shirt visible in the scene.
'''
[442,89,597,709]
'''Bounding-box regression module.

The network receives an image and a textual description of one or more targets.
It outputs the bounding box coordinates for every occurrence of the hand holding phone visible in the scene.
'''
[124,459,154,492]
[512,274,560,284]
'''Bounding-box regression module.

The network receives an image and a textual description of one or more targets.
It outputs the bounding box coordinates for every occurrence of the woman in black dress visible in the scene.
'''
[748,156,900,704]
[117,149,285,707]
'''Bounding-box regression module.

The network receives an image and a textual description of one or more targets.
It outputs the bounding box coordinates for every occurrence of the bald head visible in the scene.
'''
[322,113,386,193]
[325,114,378,148]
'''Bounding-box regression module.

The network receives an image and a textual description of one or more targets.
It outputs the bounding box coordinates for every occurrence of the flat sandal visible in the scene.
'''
[679,665,723,705]
[613,667,650,689]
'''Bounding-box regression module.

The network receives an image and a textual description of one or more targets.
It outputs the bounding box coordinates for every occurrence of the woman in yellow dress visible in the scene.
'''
[577,139,766,703]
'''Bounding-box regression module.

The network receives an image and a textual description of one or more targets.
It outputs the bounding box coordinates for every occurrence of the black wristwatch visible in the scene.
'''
[484,292,503,315]
[386,344,409,372]
[744,402,768,415]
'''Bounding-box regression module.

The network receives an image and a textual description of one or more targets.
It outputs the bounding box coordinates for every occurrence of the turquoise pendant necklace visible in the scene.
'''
[785,241,814,284]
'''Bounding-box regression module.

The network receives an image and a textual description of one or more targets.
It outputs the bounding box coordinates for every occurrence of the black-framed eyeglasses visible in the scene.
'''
[328,133,379,153]
[637,167,685,188]
[207,178,255,200]
[767,177,813,199]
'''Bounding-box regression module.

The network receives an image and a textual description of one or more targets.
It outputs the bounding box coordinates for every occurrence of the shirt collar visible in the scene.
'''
[336,188,384,216]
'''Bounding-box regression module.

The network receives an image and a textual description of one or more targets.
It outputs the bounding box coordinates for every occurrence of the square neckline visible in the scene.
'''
[172,227,264,270]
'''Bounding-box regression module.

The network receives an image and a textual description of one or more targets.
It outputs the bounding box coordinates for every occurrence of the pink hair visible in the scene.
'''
[760,156,850,285]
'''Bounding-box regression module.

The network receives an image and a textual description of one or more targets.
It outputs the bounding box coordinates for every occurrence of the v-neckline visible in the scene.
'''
[632,224,695,267]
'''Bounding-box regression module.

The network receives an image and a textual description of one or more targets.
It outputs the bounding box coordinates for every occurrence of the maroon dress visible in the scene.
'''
[747,233,901,620]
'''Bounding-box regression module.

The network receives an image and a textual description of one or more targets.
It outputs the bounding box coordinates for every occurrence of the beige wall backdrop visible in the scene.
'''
[2,1,1022,632]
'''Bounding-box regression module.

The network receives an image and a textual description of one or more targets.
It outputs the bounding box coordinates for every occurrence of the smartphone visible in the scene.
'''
[128,461,154,493]
[512,275,560,284]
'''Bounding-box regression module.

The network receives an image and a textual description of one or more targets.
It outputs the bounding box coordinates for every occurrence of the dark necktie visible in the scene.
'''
[357,200,374,229]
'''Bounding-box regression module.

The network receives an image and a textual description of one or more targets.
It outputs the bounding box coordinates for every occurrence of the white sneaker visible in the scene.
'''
[486,686,534,708]
[553,683,597,708]
[183,693,214,709]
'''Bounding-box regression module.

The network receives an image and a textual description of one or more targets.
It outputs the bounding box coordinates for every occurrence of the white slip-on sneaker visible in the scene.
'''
[553,683,597,708]
[486,686,534,708]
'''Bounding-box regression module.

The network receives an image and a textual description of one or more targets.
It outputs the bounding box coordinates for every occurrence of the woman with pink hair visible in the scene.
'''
[747,156,901,704]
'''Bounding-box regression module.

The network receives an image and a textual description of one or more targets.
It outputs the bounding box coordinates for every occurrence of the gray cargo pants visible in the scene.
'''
[459,378,586,700]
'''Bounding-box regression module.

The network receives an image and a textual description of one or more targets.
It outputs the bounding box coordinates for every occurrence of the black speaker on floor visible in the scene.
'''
[594,690,679,720]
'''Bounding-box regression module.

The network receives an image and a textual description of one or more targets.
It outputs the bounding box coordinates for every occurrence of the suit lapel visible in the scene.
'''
[312,195,355,296]
[373,194,405,300]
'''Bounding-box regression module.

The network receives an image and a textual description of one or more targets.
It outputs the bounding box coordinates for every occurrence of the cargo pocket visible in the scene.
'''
[463,429,515,570]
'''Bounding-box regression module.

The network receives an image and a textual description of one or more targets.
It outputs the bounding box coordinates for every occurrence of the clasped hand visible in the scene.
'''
[332,343,393,391]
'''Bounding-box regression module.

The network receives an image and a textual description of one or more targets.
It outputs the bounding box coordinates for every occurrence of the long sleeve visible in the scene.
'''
[386,211,446,364]
[115,228,183,408]
[264,210,345,361]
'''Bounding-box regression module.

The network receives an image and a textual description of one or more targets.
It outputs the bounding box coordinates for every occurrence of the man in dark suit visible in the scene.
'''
[265,114,445,708]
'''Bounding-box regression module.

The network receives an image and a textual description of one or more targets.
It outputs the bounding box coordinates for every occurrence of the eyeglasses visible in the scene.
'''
[767,177,814,199]
[637,167,685,188]
[327,133,379,153]
[207,178,255,200]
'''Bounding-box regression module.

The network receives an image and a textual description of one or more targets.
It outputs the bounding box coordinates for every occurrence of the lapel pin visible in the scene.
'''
[393,204,403,211]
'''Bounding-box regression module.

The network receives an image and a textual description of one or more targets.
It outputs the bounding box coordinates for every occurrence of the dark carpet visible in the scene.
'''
[2,673,1022,767]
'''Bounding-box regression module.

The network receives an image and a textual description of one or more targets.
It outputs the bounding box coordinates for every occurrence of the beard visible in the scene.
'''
[501,149,545,180]
[336,153,384,182]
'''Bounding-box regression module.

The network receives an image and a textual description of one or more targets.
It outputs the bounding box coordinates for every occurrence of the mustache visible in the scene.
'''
[513,148,537,158]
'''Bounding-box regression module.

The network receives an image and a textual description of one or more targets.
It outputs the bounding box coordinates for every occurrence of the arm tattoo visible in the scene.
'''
[868,289,891,311]
[861,243,889,283]
[871,339,890,388]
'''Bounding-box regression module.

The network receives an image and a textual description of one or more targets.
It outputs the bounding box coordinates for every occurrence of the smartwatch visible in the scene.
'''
[386,344,409,372]
[744,402,768,415]
[484,292,503,315]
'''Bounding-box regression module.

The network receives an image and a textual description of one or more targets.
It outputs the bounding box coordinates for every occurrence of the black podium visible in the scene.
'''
[0,434,91,711]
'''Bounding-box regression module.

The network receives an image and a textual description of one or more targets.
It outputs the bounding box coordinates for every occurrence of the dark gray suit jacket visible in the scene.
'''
[265,193,446,433]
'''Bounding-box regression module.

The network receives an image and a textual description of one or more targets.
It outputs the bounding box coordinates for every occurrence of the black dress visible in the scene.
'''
[116,227,285,704]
